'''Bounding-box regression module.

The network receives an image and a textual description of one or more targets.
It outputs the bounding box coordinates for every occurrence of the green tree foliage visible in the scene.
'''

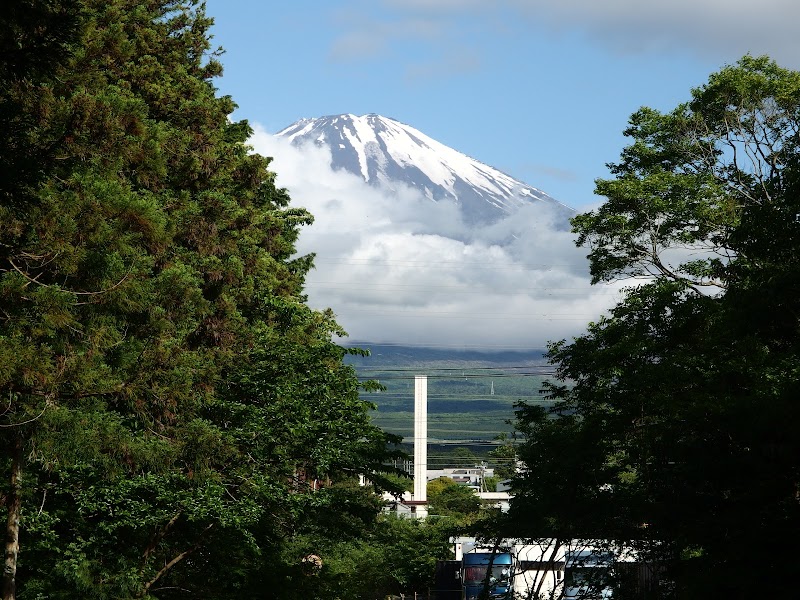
[0,0,84,208]
[427,476,458,500]
[1,2,400,598]
[508,56,800,598]
[487,433,518,481]
[428,477,483,521]
[271,513,455,600]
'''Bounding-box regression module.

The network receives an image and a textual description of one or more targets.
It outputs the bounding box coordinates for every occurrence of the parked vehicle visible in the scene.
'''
[461,548,514,599]
[564,550,614,599]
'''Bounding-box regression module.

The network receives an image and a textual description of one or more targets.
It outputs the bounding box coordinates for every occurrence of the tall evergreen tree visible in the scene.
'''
[1,2,399,597]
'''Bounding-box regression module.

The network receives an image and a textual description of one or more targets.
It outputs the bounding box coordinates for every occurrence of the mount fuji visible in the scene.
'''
[276,113,574,225]
[248,113,609,350]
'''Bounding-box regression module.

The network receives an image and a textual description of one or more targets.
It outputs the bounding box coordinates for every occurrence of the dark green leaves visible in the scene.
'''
[508,56,800,598]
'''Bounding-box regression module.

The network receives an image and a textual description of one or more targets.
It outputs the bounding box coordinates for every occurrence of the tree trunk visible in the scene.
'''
[3,435,22,600]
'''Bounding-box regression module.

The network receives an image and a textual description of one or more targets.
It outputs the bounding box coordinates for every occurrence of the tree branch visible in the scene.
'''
[139,524,213,597]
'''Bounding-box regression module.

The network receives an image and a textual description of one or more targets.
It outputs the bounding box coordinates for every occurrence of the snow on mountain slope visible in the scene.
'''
[276,114,573,224]
[246,120,618,349]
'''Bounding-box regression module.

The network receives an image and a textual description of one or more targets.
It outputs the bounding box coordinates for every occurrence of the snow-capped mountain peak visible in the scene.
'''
[276,114,572,224]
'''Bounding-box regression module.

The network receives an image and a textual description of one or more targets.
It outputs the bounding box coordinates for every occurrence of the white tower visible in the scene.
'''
[413,375,428,516]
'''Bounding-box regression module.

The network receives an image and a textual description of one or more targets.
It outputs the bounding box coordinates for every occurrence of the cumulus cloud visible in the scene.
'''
[249,125,622,349]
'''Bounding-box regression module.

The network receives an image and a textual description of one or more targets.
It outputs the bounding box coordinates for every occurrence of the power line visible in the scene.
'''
[358,373,555,381]
[343,340,551,349]
[365,394,546,399]
[356,365,553,375]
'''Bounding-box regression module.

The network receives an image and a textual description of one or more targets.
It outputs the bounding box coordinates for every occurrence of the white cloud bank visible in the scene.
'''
[249,125,622,349]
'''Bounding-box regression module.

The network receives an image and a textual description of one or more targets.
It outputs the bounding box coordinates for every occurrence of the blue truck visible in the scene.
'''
[461,549,514,600]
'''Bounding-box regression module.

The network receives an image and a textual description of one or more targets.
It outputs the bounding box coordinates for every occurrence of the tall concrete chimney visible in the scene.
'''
[413,375,427,504]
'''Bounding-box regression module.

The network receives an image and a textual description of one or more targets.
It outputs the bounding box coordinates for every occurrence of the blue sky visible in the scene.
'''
[201,1,800,349]
[204,0,798,211]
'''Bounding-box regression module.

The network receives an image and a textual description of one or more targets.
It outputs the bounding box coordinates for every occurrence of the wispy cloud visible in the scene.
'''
[383,0,485,11]
[328,11,444,63]
[507,0,800,64]
[523,164,581,183]
[326,1,486,82]
[249,125,621,349]
[329,30,389,62]
[404,49,482,81]
[368,0,800,68]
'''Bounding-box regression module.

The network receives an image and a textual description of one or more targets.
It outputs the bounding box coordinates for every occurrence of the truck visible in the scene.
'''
[461,547,514,600]
[563,549,614,599]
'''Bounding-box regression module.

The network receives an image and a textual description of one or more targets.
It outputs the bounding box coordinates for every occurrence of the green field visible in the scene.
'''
[345,344,556,441]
